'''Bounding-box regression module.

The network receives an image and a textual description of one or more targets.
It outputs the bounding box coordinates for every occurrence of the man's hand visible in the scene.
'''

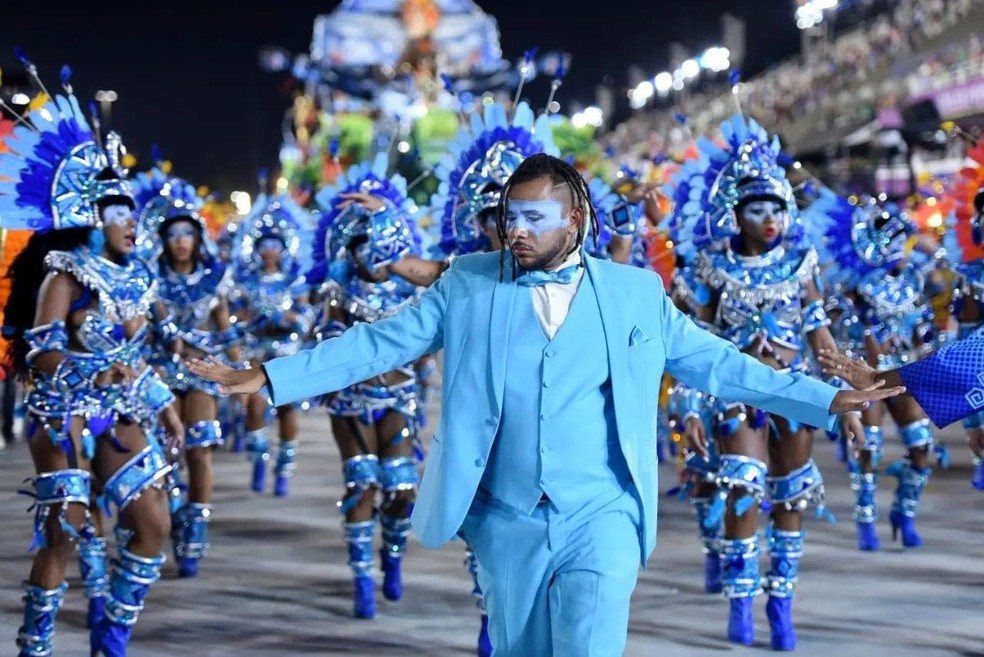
[683,415,709,460]
[187,356,267,395]
[816,348,880,389]
[830,380,906,414]
[160,405,185,461]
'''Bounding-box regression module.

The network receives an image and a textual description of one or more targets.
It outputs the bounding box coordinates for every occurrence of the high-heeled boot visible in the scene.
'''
[245,429,270,493]
[16,582,68,657]
[379,512,411,601]
[888,459,930,548]
[764,528,805,651]
[972,454,984,490]
[849,464,880,552]
[90,548,165,656]
[692,497,723,593]
[273,440,297,497]
[344,519,377,619]
[173,503,211,577]
[720,535,760,645]
[78,529,109,628]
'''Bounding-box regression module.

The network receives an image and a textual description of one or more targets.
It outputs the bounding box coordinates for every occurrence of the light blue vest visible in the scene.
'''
[479,273,633,515]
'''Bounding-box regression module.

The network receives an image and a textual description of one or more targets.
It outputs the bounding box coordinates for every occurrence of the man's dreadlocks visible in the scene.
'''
[494,153,598,281]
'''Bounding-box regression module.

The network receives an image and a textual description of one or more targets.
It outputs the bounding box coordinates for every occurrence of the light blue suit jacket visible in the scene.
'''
[264,252,839,562]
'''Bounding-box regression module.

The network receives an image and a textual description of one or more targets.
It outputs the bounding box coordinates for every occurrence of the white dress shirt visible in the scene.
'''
[530,251,584,340]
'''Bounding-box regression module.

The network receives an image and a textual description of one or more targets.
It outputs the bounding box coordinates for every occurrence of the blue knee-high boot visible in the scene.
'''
[90,548,165,656]
[692,497,723,593]
[78,529,109,628]
[850,466,880,552]
[344,520,376,619]
[173,503,211,577]
[720,536,760,646]
[464,546,492,657]
[273,440,297,497]
[850,426,882,551]
[379,513,411,602]
[765,528,805,651]
[245,429,270,493]
[888,460,931,548]
[973,454,984,491]
[17,582,68,657]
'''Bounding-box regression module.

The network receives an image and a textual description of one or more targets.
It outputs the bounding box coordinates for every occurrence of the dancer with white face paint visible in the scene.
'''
[0,59,183,657]
[190,152,895,657]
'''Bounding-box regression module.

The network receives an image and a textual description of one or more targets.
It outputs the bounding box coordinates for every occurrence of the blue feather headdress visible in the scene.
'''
[808,189,916,284]
[801,187,873,287]
[430,101,558,255]
[308,152,419,286]
[0,55,131,233]
[237,191,317,276]
[663,114,797,260]
[131,153,212,263]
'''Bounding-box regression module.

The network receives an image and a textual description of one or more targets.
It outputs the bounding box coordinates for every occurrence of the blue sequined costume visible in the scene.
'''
[0,58,175,657]
[665,114,832,650]
[131,162,241,576]
[308,153,423,619]
[230,192,316,496]
[815,190,941,550]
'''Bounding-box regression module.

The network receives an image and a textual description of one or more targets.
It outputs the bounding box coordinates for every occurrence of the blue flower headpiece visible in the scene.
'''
[664,114,797,259]
[308,152,419,285]
[431,101,558,255]
[0,55,131,233]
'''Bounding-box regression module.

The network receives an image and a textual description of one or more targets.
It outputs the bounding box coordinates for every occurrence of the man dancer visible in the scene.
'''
[191,154,900,656]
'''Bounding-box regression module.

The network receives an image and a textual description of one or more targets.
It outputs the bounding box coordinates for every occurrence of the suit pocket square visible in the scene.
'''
[629,326,649,346]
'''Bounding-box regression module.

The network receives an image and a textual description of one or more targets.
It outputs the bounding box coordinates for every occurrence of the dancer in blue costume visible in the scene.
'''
[228,193,315,497]
[430,99,557,656]
[190,150,894,657]
[132,159,242,577]
[665,115,867,650]
[813,190,944,550]
[307,152,443,619]
[0,57,183,657]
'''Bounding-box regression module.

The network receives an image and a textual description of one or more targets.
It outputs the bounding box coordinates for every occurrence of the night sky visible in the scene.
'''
[0,0,799,192]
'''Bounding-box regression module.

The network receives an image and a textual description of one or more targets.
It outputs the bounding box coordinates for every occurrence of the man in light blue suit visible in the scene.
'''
[191,154,902,656]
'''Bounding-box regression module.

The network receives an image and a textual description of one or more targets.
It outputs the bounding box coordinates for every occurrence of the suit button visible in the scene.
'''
[544,350,554,358]
[539,478,547,486]
[540,446,549,454]
[542,381,551,388]
[475,458,485,467]
[540,413,548,420]
[486,417,497,427]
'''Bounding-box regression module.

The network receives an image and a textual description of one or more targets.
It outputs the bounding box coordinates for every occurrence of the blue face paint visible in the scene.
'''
[505,199,568,236]
[257,237,285,254]
[166,223,196,242]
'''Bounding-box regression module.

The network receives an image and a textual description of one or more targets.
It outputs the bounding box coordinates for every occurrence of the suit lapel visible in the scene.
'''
[488,256,517,411]
[585,256,631,444]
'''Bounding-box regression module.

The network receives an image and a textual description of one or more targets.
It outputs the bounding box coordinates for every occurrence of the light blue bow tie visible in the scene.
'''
[516,264,581,287]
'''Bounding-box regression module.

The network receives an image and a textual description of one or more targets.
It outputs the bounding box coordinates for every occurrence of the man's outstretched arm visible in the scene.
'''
[189,263,453,406]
